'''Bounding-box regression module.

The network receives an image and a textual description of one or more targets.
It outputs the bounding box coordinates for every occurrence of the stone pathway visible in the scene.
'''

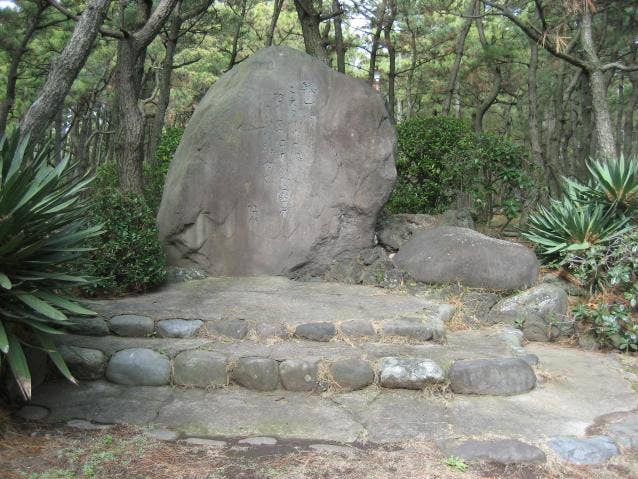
[17,277,638,469]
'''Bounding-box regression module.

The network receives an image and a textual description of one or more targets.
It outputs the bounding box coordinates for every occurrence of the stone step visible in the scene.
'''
[65,276,454,344]
[65,312,450,344]
[54,327,537,396]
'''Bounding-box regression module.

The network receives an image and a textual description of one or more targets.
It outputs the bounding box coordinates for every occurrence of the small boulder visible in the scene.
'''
[109,315,154,337]
[279,360,318,391]
[449,358,536,396]
[548,436,619,465]
[106,348,170,386]
[294,322,336,342]
[439,208,474,229]
[378,357,445,389]
[207,319,249,339]
[439,439,546,464]
[157,319,203,338]
[490,284,571,341]
[173,350,227,387]
[65,316,110,336]
[381,318,434,341]
[238,437,278,446]
[330,359,375,390]
[393,227,538,291]
[58,345,106,380]
[376,213,437,251]
[232,357,279,391]
[339,320,376,338]
[255,322,290,339]
[16,405,49,421]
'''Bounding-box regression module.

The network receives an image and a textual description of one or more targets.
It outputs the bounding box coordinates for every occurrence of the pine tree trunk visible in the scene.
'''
[442,0,475,116]
[19,0,112,145]
[294,0,329,63]
[332,0,345,73]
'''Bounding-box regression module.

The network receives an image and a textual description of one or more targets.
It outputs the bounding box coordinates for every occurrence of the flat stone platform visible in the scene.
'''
[19,277,638,468]
[30,344,637,447]
[87,276,446,325]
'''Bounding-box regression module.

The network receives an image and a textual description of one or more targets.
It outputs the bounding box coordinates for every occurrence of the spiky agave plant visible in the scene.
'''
[587,155,638,213]
[0,132,102,399]
[522,195,631,260]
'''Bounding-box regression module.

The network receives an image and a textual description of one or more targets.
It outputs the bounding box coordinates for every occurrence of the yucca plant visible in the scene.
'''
[523,196,631,259]
[524,156,638,261]
[587,155,638,213]
[0,132,102,399]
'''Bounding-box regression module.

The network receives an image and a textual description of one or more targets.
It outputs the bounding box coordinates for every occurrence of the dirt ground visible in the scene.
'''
[2,411,637,479]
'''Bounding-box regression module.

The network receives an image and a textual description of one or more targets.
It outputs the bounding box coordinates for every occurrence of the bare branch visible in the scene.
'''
[47,0,125,39]
[601,62,638,72]
[173,56,201,69]
[483,1,590,70]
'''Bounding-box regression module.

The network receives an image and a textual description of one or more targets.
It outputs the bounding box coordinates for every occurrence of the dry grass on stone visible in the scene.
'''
[1,415,636,479]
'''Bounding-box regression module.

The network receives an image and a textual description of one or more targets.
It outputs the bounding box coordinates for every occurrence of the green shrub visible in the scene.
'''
[0,133,101,398]
[561,228,638,292]
[83,189,167,296]
[573,300,637,352]
[387,116,533,220]
[387,116,476,214]
[145,127,183,212]
[92,127,183,213]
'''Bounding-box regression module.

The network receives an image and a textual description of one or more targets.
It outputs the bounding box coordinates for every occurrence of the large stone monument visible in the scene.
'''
[157,46,396,275]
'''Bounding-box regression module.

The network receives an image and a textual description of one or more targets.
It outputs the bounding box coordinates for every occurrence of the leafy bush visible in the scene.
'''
[145,127,183,212]
[0,133,101,398]
[561,229,638,292]
[92,127,183,214]
[387,116,533,220]
[573,300,637,352]
[83,188,167,296]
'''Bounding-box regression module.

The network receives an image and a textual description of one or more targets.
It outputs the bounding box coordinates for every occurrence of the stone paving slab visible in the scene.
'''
[87,276,448,325]
[29,344,638,450]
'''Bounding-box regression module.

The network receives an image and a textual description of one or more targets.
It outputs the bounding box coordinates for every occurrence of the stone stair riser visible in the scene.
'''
[59,344,536,396]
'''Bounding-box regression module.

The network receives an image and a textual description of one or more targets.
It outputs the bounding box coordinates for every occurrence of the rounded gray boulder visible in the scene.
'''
[393,226,539,291]
[106,348,170,386]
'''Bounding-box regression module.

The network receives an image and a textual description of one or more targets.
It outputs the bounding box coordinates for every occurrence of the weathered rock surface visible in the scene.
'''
[439,208,474,229]
[279,359,317,391]
[548,436,619,464]
[490,284,571,342]
[58,345,106,380]
[31,343,638,444]
[378,357,445,389]
[330,359,375,390]
[439,439,546,464]
[106,348,170,386]
[173,350,227,387]
[109,315,154,337]
[339,320,376,338]
[65,316,110,336]
[207,319,249,339]
[393,227,539,290]
[157,46,396,276]
[380,318,435,341]
[449,358,536,396]
[156,319,203,338]
[295,322,336,342]
[16,405,49,421]
[232,357,279,391]
[238,436,278,446]
[376,214,437,251]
